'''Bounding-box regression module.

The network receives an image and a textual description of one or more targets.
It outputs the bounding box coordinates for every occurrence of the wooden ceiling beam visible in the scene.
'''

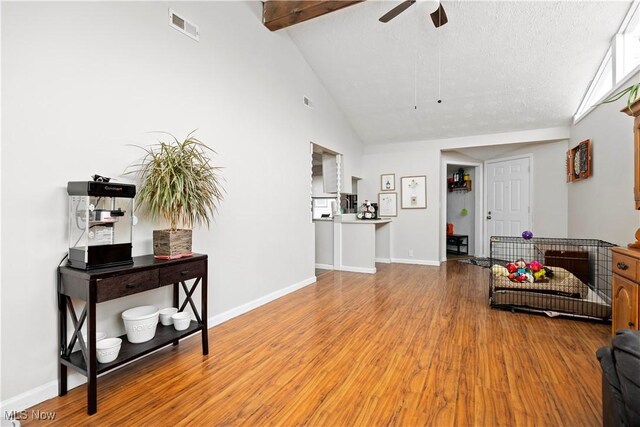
[263,1,364,32]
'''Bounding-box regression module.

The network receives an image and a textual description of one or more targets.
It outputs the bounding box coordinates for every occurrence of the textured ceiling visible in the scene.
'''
[286,0,630,145]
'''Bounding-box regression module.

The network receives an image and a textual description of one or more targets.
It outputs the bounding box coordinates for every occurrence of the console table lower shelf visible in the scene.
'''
[60,322,202,375]
[57,253,208,415]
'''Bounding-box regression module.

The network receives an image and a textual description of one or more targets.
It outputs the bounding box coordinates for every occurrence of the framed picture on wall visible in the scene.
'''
[566,139,592,182]
[378,192,397,217]
[381,173,395,191]
[401,176,427,209]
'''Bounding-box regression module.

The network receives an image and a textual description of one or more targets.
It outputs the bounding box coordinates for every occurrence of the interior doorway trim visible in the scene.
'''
[440,157,484,261]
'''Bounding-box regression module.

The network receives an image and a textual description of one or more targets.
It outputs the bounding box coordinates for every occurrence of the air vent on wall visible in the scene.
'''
[303,96,313,108]
[169,9,199,42]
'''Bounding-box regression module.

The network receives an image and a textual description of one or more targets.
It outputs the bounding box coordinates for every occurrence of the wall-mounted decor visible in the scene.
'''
[378,192,397,217]
[381,173,395,191]
[566,139,592,182]
[401,175,427,209]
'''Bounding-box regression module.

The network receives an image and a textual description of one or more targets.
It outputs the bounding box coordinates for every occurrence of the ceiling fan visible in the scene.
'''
[379,0,448,28]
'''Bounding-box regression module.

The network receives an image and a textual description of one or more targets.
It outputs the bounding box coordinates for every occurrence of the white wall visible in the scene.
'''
[501,141,569,238]
[568,77,640,245]
[1,1,364,407]
[360,148,442,263]
[454,140,570,239]
[361,127,570,263]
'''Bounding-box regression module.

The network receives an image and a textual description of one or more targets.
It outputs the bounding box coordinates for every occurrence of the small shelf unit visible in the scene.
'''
[446,234,469,255]
[448,180,472,192]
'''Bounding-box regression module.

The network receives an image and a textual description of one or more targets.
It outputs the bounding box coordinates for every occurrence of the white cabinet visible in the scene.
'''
[311,152,342,197]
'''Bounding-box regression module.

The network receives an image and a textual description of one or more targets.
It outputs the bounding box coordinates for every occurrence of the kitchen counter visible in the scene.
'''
[333,215,391,274]
[339,218,391,224]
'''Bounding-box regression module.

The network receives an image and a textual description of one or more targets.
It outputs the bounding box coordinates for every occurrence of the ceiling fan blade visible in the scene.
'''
[379,0,417,23]
[430,3,448,28]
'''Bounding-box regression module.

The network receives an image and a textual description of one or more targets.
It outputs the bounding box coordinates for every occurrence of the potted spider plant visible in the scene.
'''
[599,82,640,114]
[128,131,224,259]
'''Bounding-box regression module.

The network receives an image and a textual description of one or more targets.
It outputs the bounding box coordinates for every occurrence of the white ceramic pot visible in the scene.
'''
[121,305,159,343]
[82,331,107,343]
[159,307,179,326]
[96,338,122,364]
[171,312,191,331]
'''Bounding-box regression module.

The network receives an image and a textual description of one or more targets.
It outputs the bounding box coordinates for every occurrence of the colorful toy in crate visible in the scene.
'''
[491,258,554,283]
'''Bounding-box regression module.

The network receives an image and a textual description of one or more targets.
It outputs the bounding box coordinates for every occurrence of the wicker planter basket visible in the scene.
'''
[153,229,192,260]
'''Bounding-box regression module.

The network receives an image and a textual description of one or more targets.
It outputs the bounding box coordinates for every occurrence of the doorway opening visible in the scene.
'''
[440,153,483,262]
[445,163,479,260]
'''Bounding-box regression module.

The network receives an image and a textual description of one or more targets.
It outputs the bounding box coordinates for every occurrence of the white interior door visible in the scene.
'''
[485,156,531,254]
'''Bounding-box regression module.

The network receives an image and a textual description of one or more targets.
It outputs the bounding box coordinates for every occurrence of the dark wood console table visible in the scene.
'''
[57,253,208,415]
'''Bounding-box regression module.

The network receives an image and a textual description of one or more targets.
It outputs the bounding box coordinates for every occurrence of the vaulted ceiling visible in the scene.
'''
[284,1,630,145]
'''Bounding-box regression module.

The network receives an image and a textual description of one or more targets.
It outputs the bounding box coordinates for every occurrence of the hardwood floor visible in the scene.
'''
[314,268,332,277]
[28,261,610,426]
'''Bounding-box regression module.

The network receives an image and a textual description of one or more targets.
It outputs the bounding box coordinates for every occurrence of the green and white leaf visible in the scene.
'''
[126,131,224,231]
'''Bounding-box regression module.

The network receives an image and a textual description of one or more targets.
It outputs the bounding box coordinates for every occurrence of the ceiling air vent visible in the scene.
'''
[169,9,199,42]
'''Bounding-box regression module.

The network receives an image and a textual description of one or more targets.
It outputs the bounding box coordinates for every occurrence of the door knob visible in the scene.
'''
[486,215,492,220]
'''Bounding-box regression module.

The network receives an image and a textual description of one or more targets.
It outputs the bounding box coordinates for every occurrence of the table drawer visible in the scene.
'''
[96,270,159,302]
[613,252,638,282]
[159,260,206,286]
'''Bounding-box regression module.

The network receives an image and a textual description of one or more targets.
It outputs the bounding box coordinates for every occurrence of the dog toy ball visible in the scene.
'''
[522,230,533,240]
[529,260,543,272]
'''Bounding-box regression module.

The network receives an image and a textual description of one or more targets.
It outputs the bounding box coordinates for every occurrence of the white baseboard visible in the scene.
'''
[375,258,391,264]
[207,276,316,327]
[391,258,440,266]
[0,373,86,416]
[338,265,376,274]
[314,263,333,270]
[0,275,317,415]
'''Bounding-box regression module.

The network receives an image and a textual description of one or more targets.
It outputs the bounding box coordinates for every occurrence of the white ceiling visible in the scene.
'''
[286,0,631,145]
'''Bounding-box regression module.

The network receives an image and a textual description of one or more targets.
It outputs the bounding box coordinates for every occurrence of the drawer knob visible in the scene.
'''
[617,262,629,271]
[125,283,137,289]
[180,270,190,276]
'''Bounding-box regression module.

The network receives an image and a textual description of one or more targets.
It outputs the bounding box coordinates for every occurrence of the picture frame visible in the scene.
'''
[378,192,397,217]
[381,173,395,191]
[566,139,592,182]
[401,176,427,209]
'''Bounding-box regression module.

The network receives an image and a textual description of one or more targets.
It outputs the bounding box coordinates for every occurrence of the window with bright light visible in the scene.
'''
[575,49,613,118]
[622,3,640,76]
[574,0,640,122]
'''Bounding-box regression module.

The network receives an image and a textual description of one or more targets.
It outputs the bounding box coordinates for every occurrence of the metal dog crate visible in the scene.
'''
[489,236,614,321]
